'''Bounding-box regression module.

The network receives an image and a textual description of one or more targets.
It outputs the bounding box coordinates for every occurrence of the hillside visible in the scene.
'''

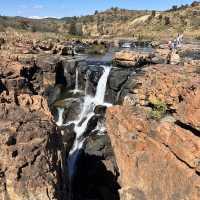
[0,2,199,40]
[73,3,200,39]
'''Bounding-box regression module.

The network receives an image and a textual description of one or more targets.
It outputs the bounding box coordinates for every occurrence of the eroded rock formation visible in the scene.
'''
[0,49,71,199]
[0,91,68,200]
[106,64,200,200]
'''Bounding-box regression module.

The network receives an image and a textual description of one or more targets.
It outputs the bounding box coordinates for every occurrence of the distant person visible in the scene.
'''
[176,33,183,48]
[173,39,177,49]
[168,40,172,50]
[178,34,183,47]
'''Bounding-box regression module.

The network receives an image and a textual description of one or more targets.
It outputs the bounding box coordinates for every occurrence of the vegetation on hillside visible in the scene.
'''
[0,1,199,39]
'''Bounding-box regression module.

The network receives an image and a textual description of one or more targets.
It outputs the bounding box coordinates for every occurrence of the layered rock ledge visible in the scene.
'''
[0,51,74,199]
[0,91,68,200]
[106,64,200,200]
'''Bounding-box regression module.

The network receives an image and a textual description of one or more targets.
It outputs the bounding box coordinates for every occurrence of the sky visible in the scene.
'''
[0,0,195,18]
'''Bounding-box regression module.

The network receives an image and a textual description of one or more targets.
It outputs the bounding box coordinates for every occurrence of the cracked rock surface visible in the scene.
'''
[106,64,200,200]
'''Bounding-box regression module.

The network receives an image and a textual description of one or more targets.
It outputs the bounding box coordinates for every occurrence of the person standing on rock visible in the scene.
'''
[176,33,183,48]
[168,40,173,50]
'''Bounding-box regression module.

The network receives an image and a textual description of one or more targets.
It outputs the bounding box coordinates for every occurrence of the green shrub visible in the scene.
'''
[164,16,170,25]
[149,99,167,119]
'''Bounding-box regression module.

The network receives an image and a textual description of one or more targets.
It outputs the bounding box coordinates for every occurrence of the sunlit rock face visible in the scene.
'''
[0,53,70,200]
[0,92,68,200]
[106,63,200,200]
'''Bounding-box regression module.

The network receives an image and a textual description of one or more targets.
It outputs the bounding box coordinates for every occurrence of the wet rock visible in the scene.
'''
[62,58,87,90]
[60,124,76,153]
[53,98,82,123]
[73,150,119,200]
[47,84,63,105]
[94,105,107,116]
[87,65,104,85]
[108,68,130,91]
[83,115,99,137]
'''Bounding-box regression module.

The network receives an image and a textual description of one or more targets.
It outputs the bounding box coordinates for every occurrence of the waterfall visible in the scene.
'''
[94,66,111,105]
[67,65,111,178]
[56,108,64,126]
[84,70,90,96]
[73,68,79,94]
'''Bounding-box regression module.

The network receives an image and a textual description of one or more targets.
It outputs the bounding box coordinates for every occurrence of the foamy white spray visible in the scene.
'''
[56,108,64,126]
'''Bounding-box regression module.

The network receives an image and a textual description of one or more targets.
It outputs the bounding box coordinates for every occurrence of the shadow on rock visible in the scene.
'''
[71,150,120,200]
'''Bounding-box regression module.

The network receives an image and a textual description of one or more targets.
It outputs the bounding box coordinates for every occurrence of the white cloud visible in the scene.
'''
[28,16,58,19]
[33,5,44,9]
[29,16,46,19]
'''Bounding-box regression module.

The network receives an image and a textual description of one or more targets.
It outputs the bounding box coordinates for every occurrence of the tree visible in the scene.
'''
[191,1,200,7]
[151,10,156,17]
[158,14,163,20]
[164,16,170,25]
[94,10,98,15]
[172,5,178,11]
[31,26,37,32]
[69,20,77,35]
[18,19,30,29]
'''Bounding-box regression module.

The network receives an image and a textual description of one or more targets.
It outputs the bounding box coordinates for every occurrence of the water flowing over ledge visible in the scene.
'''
[56,65,112,181]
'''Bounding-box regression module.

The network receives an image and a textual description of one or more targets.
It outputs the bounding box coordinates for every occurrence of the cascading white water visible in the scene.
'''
[73,68,79,94]
[56,108,64,126]
[67,65,111,178]
[84,70,90,96]
[94,66,111,105]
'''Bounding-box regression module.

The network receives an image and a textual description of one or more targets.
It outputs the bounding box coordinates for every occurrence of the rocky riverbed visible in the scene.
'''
[0,35,200,200]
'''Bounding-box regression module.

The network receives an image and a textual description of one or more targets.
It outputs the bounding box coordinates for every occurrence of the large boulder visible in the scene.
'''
[170,51,181,65]
[53,98,82,124]
[113,50,150,68]
[34,39,54,51]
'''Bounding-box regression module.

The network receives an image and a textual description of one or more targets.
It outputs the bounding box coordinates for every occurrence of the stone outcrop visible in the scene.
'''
[0,49,73,200]
[106,63,200,200]
[113,51,150,68]
[0,91,68,200]
[112,49,181,68]
[1,29,200,200]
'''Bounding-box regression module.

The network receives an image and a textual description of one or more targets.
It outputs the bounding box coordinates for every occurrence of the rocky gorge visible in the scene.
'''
[0,34,200,200]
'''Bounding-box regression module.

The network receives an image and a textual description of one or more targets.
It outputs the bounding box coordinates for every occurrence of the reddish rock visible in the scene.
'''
[106,105,200,200]
[106,63,200,200]
[113,50,150,68]
[0,91,68,200]
[176,88,200,130]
